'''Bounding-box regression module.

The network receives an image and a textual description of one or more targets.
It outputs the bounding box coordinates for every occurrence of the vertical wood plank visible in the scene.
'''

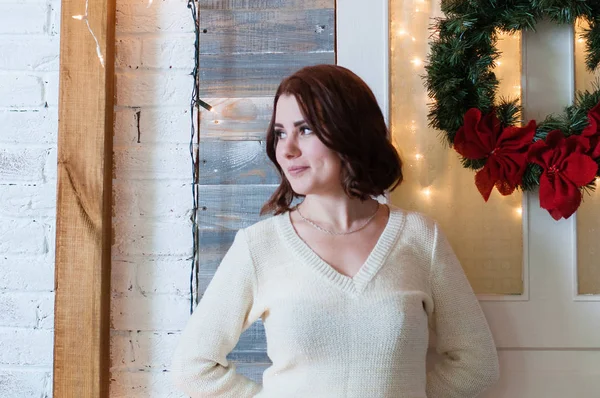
[53,0,116,394]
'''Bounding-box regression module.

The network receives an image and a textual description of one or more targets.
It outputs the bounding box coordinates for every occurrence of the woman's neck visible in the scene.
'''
[296,195,380,231]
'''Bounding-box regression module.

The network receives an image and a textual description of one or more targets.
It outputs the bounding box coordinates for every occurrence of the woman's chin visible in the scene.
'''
[289,185,308,196]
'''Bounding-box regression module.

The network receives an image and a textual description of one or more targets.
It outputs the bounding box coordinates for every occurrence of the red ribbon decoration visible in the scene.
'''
[454,108,536,201]
[581,102,600,159]
[527,131,598,220]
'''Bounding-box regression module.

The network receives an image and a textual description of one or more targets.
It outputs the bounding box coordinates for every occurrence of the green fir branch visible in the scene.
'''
[424,0,600,193]
[531,0,593,23]
[461,157,487,170]
[583,20,600,72]
[496,98,521,127]
[520,163,544,191]
[582,182,596,198]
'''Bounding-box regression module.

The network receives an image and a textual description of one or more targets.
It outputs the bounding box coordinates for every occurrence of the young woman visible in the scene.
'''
[171,64,500,397]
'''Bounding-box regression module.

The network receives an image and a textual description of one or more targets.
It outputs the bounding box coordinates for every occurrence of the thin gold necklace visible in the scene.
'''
[296,203,379,236]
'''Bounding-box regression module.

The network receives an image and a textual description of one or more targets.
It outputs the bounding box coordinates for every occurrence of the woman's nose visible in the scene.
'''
[283,137,300,159]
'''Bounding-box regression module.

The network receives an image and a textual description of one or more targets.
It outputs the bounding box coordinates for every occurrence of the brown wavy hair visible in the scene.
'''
[260,64,403,215]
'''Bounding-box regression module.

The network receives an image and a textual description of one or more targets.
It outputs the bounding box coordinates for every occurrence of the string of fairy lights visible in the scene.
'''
[187,0,213,315]
[73,0,213,314]
[391,4,523,217]
[70,0,533,310]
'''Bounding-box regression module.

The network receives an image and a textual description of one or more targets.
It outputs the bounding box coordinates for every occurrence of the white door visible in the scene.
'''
[337,1,600,396]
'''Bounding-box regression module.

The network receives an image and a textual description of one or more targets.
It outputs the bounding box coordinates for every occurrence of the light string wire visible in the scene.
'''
[188,0,201,315]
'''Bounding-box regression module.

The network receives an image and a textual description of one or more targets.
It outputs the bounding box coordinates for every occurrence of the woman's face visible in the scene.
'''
[274,94,343,197]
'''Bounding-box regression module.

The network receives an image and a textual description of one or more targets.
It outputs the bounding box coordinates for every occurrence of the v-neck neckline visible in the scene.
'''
[276,204,405,295]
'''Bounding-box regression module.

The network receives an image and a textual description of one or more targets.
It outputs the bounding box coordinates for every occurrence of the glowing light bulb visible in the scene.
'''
[515,207,523,217]
[422,188,432,197]
[411,57,422,67]
[415,153,423,160]
[397,29,407,36]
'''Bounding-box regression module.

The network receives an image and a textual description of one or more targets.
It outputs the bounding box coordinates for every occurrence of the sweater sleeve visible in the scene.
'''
[425,222,500,398]
[170,229,264,398]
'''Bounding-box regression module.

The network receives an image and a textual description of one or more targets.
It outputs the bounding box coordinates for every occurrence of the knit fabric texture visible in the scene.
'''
[171,205,500,397]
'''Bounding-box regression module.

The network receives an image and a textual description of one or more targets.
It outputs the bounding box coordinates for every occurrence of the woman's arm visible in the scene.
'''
[426,222,500,398]
[170,229,263,398]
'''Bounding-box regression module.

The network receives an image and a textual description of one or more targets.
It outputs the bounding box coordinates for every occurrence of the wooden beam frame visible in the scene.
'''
[53,0,115,394]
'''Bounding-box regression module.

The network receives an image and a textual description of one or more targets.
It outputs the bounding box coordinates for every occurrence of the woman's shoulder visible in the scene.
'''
[386,205,445,258]
[387,203,438,234]
[238,211,287,247]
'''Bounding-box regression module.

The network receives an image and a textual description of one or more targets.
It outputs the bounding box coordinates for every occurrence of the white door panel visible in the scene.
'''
[482,20,600,349]
[338,0,600,395]
[489,351,600,397]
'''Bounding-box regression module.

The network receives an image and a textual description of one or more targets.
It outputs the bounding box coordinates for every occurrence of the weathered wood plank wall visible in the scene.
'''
[197,0,335,381]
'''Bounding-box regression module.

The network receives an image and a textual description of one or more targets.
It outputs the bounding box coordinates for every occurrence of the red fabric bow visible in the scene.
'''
[527,130,598,220]
[581,102,600,159]
[454,108,536,201]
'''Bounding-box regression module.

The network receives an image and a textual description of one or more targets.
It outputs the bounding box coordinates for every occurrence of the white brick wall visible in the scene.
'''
[1,0,194,395]
[111,0,195,395]
[0,0,60,396]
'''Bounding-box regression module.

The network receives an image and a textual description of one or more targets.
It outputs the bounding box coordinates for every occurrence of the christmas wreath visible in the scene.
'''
[425,1,600,220]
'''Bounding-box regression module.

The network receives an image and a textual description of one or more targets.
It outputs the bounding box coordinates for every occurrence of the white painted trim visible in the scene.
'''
[337,0,390,205]
[574,295,600,301]
[570,24,600,301]
[335,0,390,126]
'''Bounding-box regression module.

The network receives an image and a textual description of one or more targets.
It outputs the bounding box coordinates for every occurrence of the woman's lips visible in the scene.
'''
[287,166,309,176]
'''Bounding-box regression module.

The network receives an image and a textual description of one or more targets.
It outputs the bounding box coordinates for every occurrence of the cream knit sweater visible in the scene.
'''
[171,205,500,397]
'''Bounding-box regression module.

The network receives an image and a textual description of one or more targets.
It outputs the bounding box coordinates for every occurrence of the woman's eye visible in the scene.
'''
[300,126,313,135]
[275,130,287,139]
